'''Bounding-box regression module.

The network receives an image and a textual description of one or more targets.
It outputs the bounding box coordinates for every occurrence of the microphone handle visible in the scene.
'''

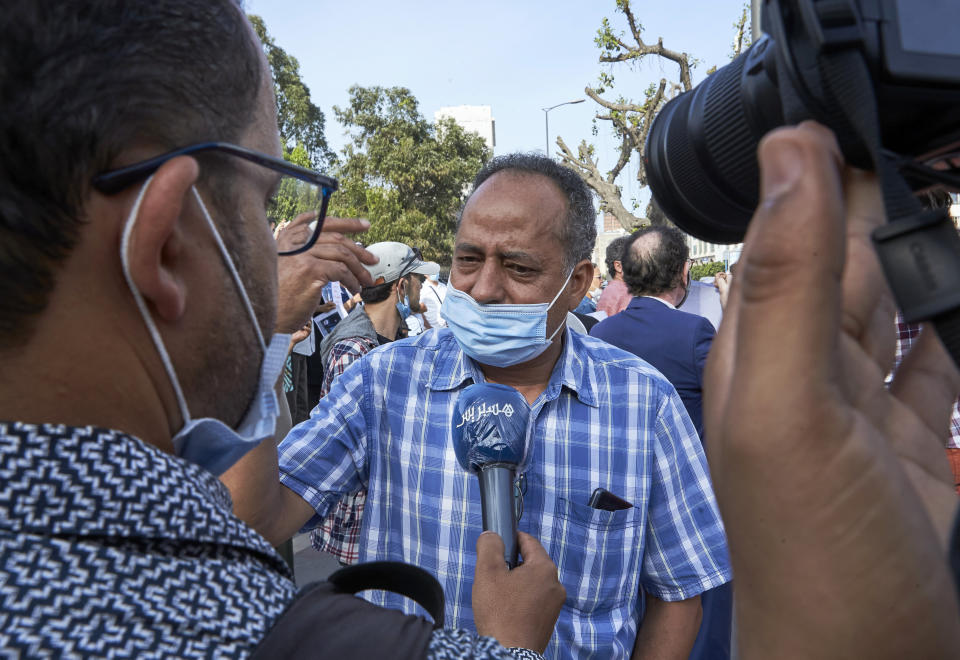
[476,463,519,568]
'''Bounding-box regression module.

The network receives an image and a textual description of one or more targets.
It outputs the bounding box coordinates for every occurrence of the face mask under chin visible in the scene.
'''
[439,269,573,368]
[119,177,290,474]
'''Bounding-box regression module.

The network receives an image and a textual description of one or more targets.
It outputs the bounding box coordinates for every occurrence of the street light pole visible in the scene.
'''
[542,98,585,156]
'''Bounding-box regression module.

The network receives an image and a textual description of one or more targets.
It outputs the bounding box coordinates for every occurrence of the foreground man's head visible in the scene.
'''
[0,1,285,454]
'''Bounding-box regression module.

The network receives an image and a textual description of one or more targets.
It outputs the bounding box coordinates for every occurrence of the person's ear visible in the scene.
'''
[614,260,623,276]
[566,259,594,310]
[125,156,200,323]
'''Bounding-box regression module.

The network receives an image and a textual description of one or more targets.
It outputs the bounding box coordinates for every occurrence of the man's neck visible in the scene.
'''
[477,335,564,406]
[0,306,175,452]
[645,286,683,307]
[364,299,401,341]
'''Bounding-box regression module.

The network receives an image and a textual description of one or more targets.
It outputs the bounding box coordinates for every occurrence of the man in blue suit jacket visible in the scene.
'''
[590,225,731,660]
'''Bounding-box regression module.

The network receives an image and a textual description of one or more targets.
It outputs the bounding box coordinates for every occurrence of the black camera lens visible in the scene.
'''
[645,37,784,244]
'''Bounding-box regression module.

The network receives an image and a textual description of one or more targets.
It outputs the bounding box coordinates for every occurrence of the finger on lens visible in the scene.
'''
[732,125,845,387]
[839,167,897,373]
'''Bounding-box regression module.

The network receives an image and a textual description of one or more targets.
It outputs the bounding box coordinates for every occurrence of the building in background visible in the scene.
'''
[434,105,496,151]
[687,235,743,270]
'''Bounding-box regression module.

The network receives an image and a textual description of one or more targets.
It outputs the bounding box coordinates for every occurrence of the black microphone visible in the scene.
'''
[452,383,531,568]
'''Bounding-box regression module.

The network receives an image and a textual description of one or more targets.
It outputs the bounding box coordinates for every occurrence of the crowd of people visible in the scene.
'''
[2,2,960,659]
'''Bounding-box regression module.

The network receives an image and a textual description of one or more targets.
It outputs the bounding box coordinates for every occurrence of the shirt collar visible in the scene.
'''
[427,331,483,391]
[640,294,676,309]
[545,328,599,407]
[427,329,599,408]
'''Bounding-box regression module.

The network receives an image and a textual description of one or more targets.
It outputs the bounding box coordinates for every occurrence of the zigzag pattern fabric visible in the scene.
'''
[0,422,297,658]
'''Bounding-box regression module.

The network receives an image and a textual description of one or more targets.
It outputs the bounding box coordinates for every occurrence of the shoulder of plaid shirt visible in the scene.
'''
[278,326,731,660]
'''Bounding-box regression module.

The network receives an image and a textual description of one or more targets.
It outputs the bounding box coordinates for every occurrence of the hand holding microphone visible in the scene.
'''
[472,530,565,654]
[454,383,565,652]
[452,383,530,568]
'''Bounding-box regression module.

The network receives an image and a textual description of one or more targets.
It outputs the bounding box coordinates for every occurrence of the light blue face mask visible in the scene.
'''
[396,284,412,321]
[120,177,290,476]
[440,270,573,368]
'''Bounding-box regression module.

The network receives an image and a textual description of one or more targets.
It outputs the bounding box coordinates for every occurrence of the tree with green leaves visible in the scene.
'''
[557,1,751,231]
[248,15,333,169]
[329,85,491,266]
[690,260,726,281]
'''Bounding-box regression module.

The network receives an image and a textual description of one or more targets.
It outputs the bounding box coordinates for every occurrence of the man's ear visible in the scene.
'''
[614,260,623,276]
[125,156,200,323]
[566,259,594,310]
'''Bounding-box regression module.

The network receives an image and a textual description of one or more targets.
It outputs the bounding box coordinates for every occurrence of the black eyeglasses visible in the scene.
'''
[92,141,338,256]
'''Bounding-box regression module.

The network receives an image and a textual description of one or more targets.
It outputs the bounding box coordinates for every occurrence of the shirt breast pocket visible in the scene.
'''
[553,496,645,615]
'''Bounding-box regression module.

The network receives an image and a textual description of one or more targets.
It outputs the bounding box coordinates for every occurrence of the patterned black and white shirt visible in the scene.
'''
[0,422,541,659]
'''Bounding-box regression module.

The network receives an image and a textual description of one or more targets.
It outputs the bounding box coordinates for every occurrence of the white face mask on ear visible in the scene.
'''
[120,176,290,475]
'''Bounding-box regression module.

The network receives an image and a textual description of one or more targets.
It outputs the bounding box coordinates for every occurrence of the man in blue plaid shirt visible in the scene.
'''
[233,154,731,659]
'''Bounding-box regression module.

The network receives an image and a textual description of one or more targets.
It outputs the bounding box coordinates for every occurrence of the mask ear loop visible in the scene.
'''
[191,188,267,352]
[120,175,193,426]
[543,267,576,341]
[547,267,575,309]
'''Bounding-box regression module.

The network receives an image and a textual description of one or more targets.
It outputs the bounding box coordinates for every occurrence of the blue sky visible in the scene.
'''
[246,0,749,209]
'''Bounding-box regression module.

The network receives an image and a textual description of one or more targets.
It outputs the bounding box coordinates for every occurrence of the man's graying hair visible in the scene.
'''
[0,0,261,348]
[622,225,690,297]
[460,154,596,270]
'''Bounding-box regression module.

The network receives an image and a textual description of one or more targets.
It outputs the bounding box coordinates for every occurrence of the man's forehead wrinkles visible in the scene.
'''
[455,241,541,264]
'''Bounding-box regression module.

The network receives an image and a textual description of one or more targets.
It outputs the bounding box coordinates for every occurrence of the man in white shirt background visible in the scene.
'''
[421,266,447,329]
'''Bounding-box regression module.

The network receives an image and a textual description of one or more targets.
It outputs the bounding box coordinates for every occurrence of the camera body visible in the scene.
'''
[645,0,960,244]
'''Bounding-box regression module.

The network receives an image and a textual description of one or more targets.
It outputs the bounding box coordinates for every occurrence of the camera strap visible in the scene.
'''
[815,45,960,367]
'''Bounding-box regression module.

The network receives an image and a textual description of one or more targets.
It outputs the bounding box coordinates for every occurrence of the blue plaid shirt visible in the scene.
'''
[279,328,731,659]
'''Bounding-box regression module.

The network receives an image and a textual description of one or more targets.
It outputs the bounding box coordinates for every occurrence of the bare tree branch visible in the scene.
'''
[623,1,644,46]
[556,0,741,231]
[584,88,645,114]
[598,39,693,91]
[608,133,632,182]
[557,137,642,232]
[597,1,693,92]
[732,5,750,59]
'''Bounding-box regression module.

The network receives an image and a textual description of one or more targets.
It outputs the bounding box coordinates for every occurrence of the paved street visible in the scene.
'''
[291,533,341,587]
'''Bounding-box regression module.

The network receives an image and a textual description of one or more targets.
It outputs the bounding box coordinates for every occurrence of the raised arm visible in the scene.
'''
[220,432,316,546]
[704,122,960,658]
[223,217,376,545]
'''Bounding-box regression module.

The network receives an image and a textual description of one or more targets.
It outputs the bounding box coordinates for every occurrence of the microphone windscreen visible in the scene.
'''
[452,383,530,473]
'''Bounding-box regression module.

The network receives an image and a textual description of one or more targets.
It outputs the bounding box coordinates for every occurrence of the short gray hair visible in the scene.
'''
[459,153,596,270]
